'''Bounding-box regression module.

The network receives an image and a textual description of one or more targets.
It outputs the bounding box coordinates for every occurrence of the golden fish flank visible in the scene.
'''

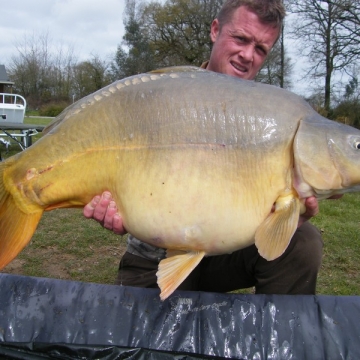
[2,66,360,301]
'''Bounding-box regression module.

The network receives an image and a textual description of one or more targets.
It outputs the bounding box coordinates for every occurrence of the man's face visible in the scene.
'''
[207,6,280,80]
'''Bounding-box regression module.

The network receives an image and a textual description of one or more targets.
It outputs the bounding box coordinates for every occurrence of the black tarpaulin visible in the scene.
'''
[0,273,359,359]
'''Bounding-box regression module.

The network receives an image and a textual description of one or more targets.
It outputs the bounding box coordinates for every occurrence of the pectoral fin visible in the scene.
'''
[255,192,300,261]
[156,250,205,300]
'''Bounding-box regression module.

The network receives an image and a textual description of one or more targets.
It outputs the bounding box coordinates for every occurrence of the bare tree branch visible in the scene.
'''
[287,0,360,111]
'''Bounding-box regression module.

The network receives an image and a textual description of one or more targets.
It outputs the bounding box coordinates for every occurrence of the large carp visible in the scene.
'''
[1,67,360,300]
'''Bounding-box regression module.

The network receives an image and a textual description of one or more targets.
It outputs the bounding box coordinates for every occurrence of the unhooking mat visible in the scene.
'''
[0,273,359,359]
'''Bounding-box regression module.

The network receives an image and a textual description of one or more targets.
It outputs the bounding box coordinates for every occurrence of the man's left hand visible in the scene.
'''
[298,195,343,228]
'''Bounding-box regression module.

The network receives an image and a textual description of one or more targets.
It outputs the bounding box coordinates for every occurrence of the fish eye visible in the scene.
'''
[354,141,360,150]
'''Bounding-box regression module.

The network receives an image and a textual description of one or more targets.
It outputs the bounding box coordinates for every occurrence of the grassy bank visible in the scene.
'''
[313,193,360,295]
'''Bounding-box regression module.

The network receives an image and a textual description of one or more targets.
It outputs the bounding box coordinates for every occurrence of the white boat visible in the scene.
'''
[0,92,26,123]
[0,93,44,151]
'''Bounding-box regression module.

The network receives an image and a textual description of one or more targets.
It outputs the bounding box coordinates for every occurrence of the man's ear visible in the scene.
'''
[210,19,220,43]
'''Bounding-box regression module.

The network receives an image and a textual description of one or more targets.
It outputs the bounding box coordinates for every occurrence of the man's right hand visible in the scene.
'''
[83,191,127,235]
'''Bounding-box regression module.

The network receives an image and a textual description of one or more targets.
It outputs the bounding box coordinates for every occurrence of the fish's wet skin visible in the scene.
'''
[1,67,360,300]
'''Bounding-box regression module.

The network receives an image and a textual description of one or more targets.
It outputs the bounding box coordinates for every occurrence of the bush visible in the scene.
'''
[332,99,360,129]
[39,102,69,117]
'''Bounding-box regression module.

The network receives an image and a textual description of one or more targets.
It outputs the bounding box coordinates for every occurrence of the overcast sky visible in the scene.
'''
[1,0,126,65]
[1,0,332,97]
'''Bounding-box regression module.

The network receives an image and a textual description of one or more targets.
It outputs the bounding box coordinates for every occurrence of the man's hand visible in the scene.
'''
[83,191,127,235]
[298,195,343,228]
[298,196,319,227]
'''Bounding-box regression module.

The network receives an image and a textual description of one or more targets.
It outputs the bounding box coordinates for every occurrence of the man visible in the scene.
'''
[84,0,323,294]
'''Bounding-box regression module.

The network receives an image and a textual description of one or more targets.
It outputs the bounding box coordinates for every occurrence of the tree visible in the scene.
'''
[110,0,155,79]
[9,31,51,107]
[332,67,360,127]
[142,0,223,67]
[73,56,112,99]
[288,0,360,112]
[8,31,77,108]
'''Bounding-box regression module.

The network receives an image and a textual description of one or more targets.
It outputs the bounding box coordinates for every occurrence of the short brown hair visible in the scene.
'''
[217,0,286,29]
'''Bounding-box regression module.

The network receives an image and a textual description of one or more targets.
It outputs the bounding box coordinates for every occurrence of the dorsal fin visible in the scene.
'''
[150,66,205,74]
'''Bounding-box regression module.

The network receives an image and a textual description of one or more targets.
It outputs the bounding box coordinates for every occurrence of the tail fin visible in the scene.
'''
[0,161,43,269]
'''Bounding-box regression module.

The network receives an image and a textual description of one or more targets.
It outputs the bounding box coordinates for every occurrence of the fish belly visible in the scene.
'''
[113,146,286,255]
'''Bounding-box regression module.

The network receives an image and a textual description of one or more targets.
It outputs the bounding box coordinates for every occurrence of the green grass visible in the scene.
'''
[12,208,128,284]
[24,116,51,125]
[312,193,360,295]
[1,122,360,294]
